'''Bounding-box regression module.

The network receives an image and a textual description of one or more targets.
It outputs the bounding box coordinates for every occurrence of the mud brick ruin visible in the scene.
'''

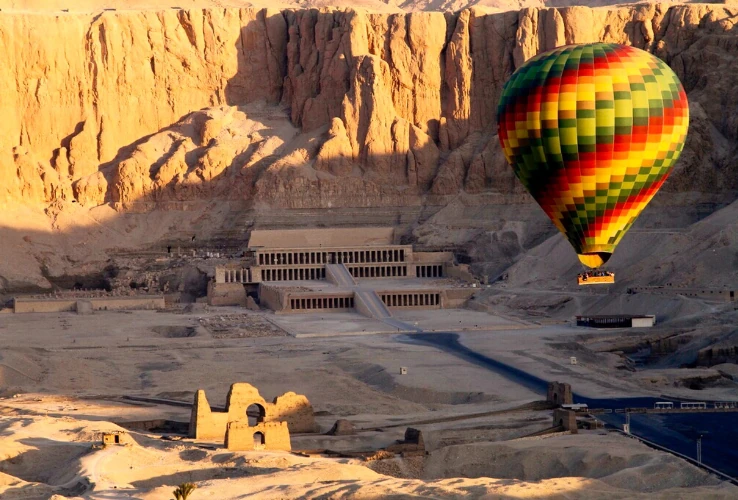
[189,382,318,451]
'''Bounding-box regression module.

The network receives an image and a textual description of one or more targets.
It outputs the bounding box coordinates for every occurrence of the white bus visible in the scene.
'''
[680,402,707,410]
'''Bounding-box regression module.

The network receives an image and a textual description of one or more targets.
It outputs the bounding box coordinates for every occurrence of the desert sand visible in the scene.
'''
[1,411,734,499]
[2,0,738,497]
[1,306,738,498]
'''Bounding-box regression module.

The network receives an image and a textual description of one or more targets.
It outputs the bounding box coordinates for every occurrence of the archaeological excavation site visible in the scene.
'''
[2,0,738,498]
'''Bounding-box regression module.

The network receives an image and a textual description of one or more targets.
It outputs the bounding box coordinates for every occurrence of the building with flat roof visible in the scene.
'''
[207,228,477,319]
[576,315,656,328]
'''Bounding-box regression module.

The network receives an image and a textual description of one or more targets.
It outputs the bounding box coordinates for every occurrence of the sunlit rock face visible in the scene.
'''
[1,4,737,211]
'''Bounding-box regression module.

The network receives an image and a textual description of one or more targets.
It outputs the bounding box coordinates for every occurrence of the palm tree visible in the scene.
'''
[172,482,197,500]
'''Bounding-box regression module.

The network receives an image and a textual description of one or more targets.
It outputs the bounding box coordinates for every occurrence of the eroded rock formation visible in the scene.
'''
[1,4,738,211]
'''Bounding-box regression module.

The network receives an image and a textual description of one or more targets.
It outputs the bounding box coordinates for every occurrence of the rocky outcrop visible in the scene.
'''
[2,4,738,210]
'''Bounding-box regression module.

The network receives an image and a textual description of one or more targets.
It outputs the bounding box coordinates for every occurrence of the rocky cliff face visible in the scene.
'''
[2,4,738,212]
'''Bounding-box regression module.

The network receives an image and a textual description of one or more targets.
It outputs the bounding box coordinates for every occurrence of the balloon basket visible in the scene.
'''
[577,273,615,286]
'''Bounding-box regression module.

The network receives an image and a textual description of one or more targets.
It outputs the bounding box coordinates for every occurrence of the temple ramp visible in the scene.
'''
[354,290,391,320]
[326,264,357,287]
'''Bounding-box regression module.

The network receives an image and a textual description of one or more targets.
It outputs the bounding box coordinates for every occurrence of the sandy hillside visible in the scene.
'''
[0,307,737,498]
[1,401,736,499]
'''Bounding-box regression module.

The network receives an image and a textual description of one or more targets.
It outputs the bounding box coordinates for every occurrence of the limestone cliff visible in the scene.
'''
[1,4,738,212]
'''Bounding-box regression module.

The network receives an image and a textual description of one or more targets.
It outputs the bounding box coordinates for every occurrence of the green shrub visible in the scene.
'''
[172,482,197,500]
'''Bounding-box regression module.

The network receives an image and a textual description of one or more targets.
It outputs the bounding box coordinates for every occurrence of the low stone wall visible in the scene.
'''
[117,419,189,433]
[446,264,476,283]
[259,284,284,311]
[13,296,165,313]
[629,287,735,302]
[443,289,476,307]
[207,282,247,306]
[14,299,77,313]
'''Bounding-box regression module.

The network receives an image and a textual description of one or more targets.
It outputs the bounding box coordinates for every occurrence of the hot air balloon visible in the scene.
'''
[497,43,689,274]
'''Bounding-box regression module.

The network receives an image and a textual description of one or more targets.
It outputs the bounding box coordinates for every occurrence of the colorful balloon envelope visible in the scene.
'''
[497,43,689,268]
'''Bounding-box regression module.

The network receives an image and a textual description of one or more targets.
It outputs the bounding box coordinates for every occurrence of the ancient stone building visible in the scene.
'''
[189,382,318,443]
[100,431,131,446]
[225,421,291,451]
[553,409,578,434]
[208,227,477,315]
[547,381,573,406]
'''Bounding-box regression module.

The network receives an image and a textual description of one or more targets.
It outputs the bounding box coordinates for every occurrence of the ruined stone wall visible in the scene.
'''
[442,288,476,307]
[269,392,320,433]
[207,282,248,307]
[13,298,77,313]
[547,381,573,406]
[189,382,318,441]
[225,421,291,451]
[553,409,578,433]
[189,390,230,440]
[445,265,476,284]
[258,284,285,311]
[13,295,165,313]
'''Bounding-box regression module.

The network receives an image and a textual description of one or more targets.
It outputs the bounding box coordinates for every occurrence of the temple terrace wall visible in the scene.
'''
[255,246,411,267]
[379,291,441,309]
[13,296,165,313]
[248,228,394,248]
[287,293,355,312]
[265,288,476,314]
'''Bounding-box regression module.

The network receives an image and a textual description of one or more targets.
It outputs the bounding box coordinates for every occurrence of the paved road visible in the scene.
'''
[407,332,738,480]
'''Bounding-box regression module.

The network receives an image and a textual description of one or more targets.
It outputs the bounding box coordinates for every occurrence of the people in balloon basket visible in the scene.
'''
[578,270,615,281]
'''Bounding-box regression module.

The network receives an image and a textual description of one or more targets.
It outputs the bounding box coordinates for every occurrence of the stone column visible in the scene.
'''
[215,267,226,284]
